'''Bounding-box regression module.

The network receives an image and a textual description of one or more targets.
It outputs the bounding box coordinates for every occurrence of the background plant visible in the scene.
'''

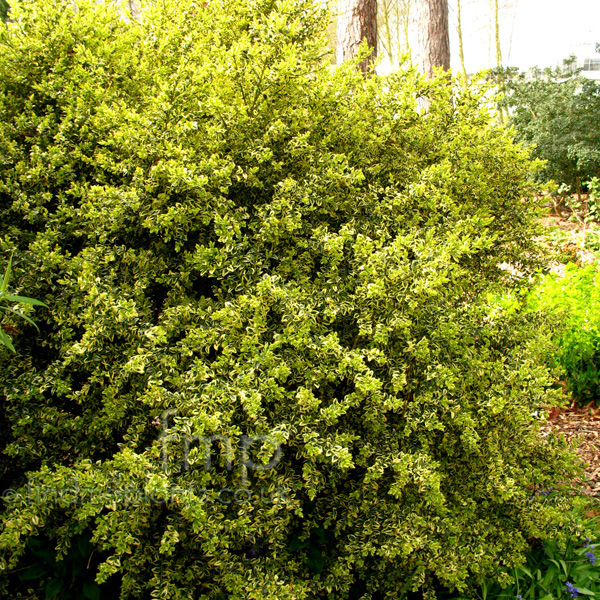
[492,65,600,207]
[527,264,600,405]
[588,178,600,222]
[0,252,46,353]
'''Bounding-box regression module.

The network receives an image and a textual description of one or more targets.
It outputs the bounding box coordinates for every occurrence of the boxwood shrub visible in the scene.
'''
[0,0,582,598]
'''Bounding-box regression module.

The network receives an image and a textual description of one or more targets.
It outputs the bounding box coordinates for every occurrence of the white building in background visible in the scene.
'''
[563,39,600,80]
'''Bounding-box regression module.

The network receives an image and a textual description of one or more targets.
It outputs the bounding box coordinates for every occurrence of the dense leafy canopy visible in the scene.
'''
[0,1,580,598]
[497,66,600,194]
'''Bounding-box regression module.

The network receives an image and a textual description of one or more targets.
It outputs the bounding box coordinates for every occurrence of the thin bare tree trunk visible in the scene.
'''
[492,0,502,69]
[128,0,142,20]
[378,0,412,68]
[380,0,394,65]
[403,0,411,49]
[413,0,450,77]
[336,0,378,75]
[456,0,468,83]
[492,0,508,122]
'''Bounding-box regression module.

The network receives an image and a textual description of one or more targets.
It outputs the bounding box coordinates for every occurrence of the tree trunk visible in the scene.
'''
[456,0,468,83]
[378,0,412,69]
[413,0,450,77]
[492,0,508,122]
[492,0,502,69]
[336,0,378,75]
[402,0,411,51]
[380,0,394,66]
[128,0,142,20]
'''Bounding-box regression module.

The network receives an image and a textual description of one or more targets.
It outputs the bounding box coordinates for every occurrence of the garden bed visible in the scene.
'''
[538,204,600,501]
[542,403,600,498]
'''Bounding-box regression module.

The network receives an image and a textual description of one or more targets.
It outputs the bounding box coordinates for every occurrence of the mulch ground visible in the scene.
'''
[541,403,600,499]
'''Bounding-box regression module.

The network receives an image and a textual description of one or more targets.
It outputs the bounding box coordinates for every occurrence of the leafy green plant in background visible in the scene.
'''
[527,263,600,405]
[583,178,600,254]
[0,253,46,352]
[492,65,600,207]
[584,231,600,256]
[0,0,582,598]
[535,226,582,264]
[588,178,600,222]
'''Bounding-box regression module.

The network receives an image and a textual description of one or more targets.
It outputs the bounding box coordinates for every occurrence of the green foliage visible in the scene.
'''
[10,531,118,599]
[0,252,47,352]
[0,0,581,598]
[495,66,600,195]
[585,231,600,255]
[0,0,8,22]
[588,178,600,222]
[527,264,600,405]
[534,226,581,264]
